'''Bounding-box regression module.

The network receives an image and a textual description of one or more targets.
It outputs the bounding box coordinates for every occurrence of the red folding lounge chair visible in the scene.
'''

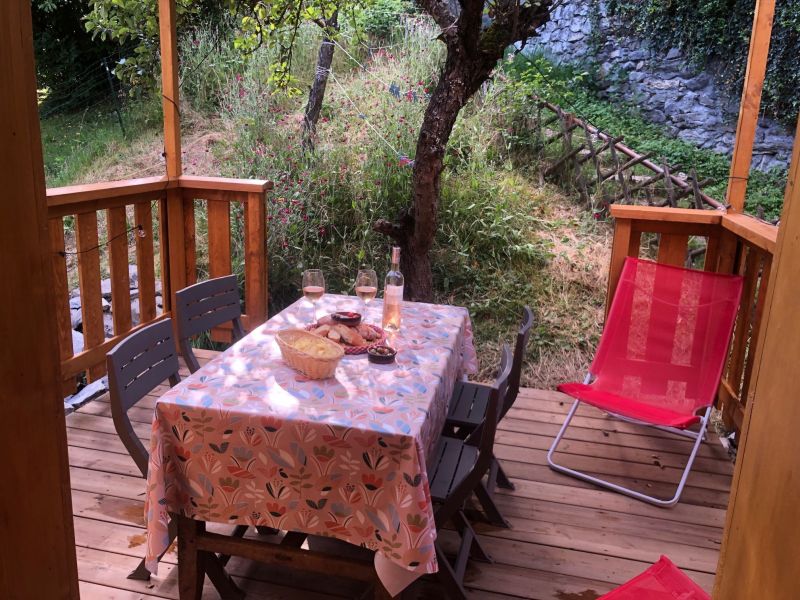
[548,257,743,506]
[598,555,710,599]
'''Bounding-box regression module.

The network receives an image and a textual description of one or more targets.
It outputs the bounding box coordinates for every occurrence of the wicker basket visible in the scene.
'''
[276,329,344,379]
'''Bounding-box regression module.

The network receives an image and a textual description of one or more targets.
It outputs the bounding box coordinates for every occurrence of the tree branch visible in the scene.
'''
[416,0,459,40]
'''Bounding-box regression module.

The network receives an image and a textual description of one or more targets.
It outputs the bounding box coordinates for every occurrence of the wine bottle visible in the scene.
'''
[382,246,404,332]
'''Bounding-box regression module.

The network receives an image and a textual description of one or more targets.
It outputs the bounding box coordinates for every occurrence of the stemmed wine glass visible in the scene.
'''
[355,268,378,322]
[302,269,325,323]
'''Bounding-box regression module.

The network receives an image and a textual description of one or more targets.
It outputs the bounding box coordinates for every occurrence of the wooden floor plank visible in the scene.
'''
[66,381,731,599]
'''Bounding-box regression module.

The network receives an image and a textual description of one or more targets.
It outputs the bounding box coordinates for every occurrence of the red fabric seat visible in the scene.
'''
[598,555,710,599]
[559,258,743,429]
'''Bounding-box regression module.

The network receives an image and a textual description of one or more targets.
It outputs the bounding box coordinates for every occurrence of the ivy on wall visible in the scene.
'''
[606,0,800,126]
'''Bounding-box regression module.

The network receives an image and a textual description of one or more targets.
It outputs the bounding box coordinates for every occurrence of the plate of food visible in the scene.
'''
[306,314,386,354]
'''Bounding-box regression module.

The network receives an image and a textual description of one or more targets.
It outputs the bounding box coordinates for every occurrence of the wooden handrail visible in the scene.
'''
[609,204,723,224]
[178,175,272,193]
[47,176,174,205]
[722,213,778,253]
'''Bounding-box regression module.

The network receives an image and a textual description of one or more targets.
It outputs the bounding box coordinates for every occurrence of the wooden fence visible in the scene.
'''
[530,99,726,211]
[47,176,271,394]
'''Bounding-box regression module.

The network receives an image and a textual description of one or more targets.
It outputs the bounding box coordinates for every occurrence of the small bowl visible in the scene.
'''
[332,311,362,326]
[367,345,397,364]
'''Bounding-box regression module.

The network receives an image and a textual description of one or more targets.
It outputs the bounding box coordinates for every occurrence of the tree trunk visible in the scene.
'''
[397,49,493,300]
[302,12,338,150]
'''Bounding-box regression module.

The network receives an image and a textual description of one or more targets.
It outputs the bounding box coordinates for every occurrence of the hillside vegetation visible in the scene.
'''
[43,12,783,386]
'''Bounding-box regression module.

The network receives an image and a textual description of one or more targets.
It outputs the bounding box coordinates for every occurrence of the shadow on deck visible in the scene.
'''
[66,351,731,599]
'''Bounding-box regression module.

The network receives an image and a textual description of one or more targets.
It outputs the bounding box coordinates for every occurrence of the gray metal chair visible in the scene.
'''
[444,307,534,525]
[106,319,245,591]
[174,275,245,373]
[429,345,513,599]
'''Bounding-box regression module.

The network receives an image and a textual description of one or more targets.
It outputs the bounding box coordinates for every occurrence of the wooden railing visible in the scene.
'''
[48,176,271,394]
[607,205,779,433]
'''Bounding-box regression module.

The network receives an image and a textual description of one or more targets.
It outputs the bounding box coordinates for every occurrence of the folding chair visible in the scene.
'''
[174,274,245,373]
[443,307,534,526]
[106,319,247,591]
[429,345,513,599]
[598,555,710,599]
[548,258,743,507]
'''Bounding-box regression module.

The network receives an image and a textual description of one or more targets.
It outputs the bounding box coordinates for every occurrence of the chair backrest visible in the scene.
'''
[174,275,244,373]
[461,345,513,481]
[503,306,534,419]
[106,318,180,477]
[592,258,743,416]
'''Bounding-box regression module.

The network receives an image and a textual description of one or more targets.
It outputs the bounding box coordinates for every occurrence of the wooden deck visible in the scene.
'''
[66,350,732,599]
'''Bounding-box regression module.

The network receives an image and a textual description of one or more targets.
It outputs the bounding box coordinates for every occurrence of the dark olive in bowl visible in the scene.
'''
[332,311,362,326]
[367,345,397,364]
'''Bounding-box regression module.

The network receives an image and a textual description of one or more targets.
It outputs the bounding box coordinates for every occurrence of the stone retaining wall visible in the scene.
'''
[528,0,793,172]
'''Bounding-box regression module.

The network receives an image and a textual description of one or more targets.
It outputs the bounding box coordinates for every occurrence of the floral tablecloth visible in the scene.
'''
[144,294,477,593]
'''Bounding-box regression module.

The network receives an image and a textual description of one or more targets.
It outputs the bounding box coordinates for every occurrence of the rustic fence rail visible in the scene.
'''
[531,99,726,212]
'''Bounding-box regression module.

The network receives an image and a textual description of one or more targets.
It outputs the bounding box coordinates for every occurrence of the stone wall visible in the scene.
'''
[528,0,794,172]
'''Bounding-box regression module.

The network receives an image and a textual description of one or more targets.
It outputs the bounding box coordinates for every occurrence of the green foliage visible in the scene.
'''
[505,52,787,220]
[606,0,800,126]
[356,0,416,39]
[32,0,117,113]
[40,99,162,188]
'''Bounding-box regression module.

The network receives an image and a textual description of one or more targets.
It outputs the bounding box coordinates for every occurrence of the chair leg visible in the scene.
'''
[452,510,492,563]
[548,401,711,507]
[494,459,515,490]
[127,558,152,581]
[434,542,468,600]
[473,480,510,528]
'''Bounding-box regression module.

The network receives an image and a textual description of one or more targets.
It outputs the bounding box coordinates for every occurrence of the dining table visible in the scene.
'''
[143,293,478,596]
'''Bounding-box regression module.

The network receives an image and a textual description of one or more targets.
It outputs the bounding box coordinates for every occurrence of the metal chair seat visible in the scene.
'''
[429,436,479,502]
[446,381,491,429]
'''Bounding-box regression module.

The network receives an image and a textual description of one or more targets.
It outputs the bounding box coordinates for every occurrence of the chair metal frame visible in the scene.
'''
[547,373,712,507]
[174,274,245,373]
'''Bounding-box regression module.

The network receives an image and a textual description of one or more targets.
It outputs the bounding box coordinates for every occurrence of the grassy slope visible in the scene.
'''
[39,24,612,389]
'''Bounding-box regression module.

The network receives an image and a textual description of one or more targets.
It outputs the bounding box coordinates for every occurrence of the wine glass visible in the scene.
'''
[302,269,325,323]
[355,268,378,322]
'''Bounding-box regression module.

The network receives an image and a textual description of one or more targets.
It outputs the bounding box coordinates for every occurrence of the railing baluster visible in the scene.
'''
[656,233,690,266]
[75,212,104,381]
[184,196,197,285]
[107,206,132,335]
[135,201,157,323]
[207,198,233,342]
[48,217,75,395]
[244,191,268,330]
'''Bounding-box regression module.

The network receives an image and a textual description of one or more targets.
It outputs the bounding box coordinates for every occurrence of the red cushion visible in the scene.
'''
[558,383,701,429]
[598,556,710,599]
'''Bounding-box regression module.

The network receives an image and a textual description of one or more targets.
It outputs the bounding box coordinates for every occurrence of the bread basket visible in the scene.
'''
[276,329,344,379]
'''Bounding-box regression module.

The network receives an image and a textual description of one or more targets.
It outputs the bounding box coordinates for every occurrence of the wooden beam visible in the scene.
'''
[725,0,776,213]
[158,0,181,178]
[0,0,79,596]
[714,112,800,598]
[158,0,183,179]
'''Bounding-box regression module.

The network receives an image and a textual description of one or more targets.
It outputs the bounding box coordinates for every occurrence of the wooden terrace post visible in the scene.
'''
[158,0,188,310]
[714,112,800,598]
[725,0,776,213]
[0,0,79,596]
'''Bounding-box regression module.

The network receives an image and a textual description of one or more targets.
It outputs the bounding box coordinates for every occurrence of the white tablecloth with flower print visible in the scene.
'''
[144,294,478,595]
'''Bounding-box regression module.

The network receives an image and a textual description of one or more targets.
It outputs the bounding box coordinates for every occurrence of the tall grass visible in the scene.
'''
[176,19,607,384]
